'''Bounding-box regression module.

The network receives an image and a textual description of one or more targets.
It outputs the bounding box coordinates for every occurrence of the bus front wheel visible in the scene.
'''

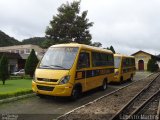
[71,86,82,100]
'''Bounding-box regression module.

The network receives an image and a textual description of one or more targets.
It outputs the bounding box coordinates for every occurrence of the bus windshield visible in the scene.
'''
[39,47,79,70]
[114,57,121,69]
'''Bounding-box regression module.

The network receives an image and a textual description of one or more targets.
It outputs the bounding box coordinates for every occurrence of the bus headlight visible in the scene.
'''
[59,75,70,85]
[115,71,119,76]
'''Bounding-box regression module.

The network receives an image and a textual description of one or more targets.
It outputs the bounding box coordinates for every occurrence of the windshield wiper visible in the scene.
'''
[39,65,67,69]
[39,65,50,68]
[50,65,67,69]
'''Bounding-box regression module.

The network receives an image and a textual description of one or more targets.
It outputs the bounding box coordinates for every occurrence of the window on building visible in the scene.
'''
[11,50,14,53]
[20,50,24,54]
[15,50,19,53]
[25,49,30,54]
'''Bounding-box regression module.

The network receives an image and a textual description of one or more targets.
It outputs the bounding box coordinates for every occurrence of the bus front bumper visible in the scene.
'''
[32,81,73,97]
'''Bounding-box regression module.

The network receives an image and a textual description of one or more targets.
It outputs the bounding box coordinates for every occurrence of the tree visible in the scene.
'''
[0,30,20,47]
[91,42,102,47]
[147,59,159,72]
[45,1,93,45]
[105,46,116,53]
[109,46,116,54]
[25,49,39,77]
[40,39,54,49]
[0,55,9,85]
[22,37,46,47]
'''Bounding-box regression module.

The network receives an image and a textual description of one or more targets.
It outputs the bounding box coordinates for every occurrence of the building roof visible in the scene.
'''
[0,44,40,49]
[19,54,29,59]
[131,50,154,56]
[114,54,135,58]
[0,52,21,59]
[132,50,160,61]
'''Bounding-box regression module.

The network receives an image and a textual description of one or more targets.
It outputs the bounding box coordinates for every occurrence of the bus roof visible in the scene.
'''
[114,54,135,58]
[50,43,113,54]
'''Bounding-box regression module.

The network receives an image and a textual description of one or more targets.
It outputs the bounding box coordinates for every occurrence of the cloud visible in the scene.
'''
[0,0,72,40]
[81,0,160,55]
[0,0,160,55]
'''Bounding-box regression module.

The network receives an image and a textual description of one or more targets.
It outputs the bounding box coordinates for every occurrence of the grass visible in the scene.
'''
[0,79,33,100]
[10,75,32,80]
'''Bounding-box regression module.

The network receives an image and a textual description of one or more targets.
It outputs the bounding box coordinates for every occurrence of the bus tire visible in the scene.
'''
[71,85,82,100]
[120,76,123,84]
[101,79,108,90]
[129,74,133,81]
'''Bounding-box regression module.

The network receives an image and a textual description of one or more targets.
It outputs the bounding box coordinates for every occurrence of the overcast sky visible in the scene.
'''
[0,0,160,55]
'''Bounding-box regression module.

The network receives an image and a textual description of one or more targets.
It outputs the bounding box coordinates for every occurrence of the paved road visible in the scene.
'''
[0,72,151,120]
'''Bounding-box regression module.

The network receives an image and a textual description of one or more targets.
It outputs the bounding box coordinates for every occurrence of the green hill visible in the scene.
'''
[0,30,20,47]
[0,30,50,48]
[22,37,46,47]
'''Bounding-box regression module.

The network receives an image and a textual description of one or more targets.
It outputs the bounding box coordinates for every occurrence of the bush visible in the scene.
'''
[0,54,9,85]
[25,49,39,77]
[10,76,23,80]
[147,59,159,72]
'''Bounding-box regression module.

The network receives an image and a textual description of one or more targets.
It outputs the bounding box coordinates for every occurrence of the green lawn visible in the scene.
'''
[0,79,32,99]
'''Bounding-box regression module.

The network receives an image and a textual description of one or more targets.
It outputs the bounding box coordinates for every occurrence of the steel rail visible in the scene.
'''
[110,73,160,120]
[128,89,160,120]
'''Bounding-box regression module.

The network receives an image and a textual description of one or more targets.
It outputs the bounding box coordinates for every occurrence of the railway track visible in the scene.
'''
[58,73,160,120]
[111,73,160,120]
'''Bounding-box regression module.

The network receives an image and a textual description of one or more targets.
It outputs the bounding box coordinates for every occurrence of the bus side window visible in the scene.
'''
[122,58,126,67]
[77,52,90,69]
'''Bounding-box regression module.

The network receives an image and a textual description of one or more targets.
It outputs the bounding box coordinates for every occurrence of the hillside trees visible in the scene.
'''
[0,30,20,47]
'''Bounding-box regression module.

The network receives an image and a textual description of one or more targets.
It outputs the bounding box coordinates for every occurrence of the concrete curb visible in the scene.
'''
[0,93,36,104]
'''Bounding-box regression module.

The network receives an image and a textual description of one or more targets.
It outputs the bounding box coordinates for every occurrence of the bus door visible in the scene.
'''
[76,51,91,91]
[122,58,129,80]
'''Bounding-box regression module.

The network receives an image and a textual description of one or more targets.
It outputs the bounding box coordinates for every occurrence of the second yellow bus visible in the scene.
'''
[113,54,136,83]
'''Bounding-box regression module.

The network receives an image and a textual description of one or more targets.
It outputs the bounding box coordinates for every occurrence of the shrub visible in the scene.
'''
[147,59,159,72]
[25,49,39,77]
[0,54,9,85]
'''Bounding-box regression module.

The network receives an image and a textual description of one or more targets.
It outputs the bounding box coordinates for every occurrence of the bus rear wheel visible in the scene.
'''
[101,79,108,90]
[120,77,123,84]
[129,74,133,81]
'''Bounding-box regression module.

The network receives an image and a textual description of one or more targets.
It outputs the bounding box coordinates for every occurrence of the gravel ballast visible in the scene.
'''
[58,73,159,120]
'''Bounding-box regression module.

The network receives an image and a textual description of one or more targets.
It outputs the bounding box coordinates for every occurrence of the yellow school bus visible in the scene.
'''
[113,54,136,83]
[32,43,114,99]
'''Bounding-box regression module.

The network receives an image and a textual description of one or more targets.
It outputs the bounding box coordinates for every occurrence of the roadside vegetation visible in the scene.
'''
[0,55,9,85]
[0,79,32,100]
[0,50,37,100]
[147,59,159,72]
[25,49,39,77]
